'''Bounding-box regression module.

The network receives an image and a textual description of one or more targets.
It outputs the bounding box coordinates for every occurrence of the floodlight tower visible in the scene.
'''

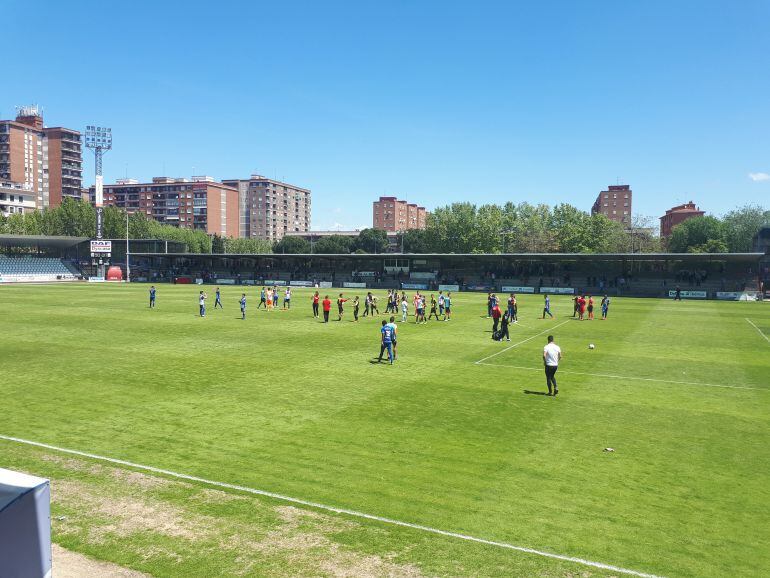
[85,125,112,277]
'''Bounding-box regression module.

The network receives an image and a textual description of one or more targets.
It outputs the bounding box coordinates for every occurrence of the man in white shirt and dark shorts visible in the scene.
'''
[543,335,562,396]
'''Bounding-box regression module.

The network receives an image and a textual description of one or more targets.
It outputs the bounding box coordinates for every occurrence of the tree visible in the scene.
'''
[128,211,152,239]
[312,234,353,254]
[224,237,273,253]
[102,205,126,239]
[667,216,726,253]
[722,205,770,252]
[273,235,311,254]
[353,228,388,253]
[402,229,431,253]
[211,233,226,253]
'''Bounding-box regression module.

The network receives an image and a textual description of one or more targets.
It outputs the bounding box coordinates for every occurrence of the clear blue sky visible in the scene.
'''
[5,0,769,230]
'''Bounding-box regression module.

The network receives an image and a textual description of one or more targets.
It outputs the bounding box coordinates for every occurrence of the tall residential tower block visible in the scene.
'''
[0,105,83,209]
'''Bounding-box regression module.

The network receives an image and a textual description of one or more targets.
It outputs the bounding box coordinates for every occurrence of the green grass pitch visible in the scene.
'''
[1,284,768,577]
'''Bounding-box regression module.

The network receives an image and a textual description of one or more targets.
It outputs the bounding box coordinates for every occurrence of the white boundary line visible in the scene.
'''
[475,319,571,364]
[475,362,766,392]
[0,434,663,578]
[745,318,770,345]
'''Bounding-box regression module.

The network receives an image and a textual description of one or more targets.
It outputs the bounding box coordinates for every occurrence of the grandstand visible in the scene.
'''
[0,235,85,283]
[128,251,765,299]
[0,256,78,282]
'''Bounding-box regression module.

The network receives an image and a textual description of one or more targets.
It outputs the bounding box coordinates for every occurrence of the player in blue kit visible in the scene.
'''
[149,286,156,308]
[378,319,394,364]
[601,295,610,319]
[214,287,223,309]
[240,294,247,320]
[444,292,452,320]
[542,294,554,319]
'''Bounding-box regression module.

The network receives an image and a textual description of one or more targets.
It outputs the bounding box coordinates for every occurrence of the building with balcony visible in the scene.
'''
[0,105,82,209]
[222,175,311,241]
[0,181,37,217]
[373,196,427,231]
[659,201,705,237]
[99,176,240,237]
[591,184,632,226]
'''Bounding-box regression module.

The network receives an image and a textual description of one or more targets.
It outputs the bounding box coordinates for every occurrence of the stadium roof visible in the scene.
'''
[0,235,88,249]
[130,252,765,261]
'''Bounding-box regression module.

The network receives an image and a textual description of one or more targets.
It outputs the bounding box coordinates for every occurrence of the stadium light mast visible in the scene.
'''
[85,125,112,278]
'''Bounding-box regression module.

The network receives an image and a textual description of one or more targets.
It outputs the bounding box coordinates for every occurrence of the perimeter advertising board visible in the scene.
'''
[539,287,575,295]
[501,286,535,293]
[669,290,707,299]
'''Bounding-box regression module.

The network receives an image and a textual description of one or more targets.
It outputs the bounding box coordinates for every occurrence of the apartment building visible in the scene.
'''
[222,175,311,241]
[100,176,239,237]
[591,184,632,226]
[0,105,83,209]
[0,181,37,217]
[659,201,705,237]
[372,196,427,231]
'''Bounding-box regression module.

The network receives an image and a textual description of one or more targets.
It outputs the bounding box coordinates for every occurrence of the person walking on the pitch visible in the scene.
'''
[491,302,502,336]
[444,292,452,320]
[674,286,682,301]
[322,295,331,323]
[601,295,610,319]
[337,293,348,321]
[388,315,398,360]
[240,293,247,320]
[499,310,511,341]
[543,335,562,396]
[401,296,408,322]
[353,295,360,321]
[214,287,223,309]
[542,294,554,319]
[587,295,594,320]
[199,291,207,317]
[428,294,440,321]
[312,291,320,318]
[149,285,156,308]
[363,292,372,317]
[378,319,395,364]
[258,287,267,309]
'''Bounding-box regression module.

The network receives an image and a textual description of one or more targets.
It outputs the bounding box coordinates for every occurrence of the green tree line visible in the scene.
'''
[2,198,766,255]
[666,205,769,253]
[0,198,215,253]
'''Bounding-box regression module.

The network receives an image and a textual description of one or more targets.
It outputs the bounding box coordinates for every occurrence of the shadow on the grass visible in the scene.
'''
[523,390,549,396]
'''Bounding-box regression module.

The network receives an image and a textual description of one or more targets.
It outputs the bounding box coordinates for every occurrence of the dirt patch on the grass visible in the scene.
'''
[52,543,150,578]
[242,506,425,577]
[53,479,207,543]
[110,468,174,490]
[194,486,248,504]
[42,453,105,475]
[46,456,426,577]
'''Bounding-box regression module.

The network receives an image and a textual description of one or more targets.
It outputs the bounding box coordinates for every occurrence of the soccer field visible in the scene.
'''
[1,284,769,577]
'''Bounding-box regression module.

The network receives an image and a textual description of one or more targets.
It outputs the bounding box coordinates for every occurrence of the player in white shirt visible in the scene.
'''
[543,335,562,396]
[401,298,408,322]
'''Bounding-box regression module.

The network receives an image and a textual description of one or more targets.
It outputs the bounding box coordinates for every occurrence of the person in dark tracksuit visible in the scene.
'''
[499,310,511,342]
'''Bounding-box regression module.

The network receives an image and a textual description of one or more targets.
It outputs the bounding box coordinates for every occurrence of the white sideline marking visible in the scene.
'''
[0,434,662,578]
[745,318,770,345]
[475,319,571,364]
[475,362,765,392]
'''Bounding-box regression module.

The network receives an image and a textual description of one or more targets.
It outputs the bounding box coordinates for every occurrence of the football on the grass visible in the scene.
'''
[588,343,595,349]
